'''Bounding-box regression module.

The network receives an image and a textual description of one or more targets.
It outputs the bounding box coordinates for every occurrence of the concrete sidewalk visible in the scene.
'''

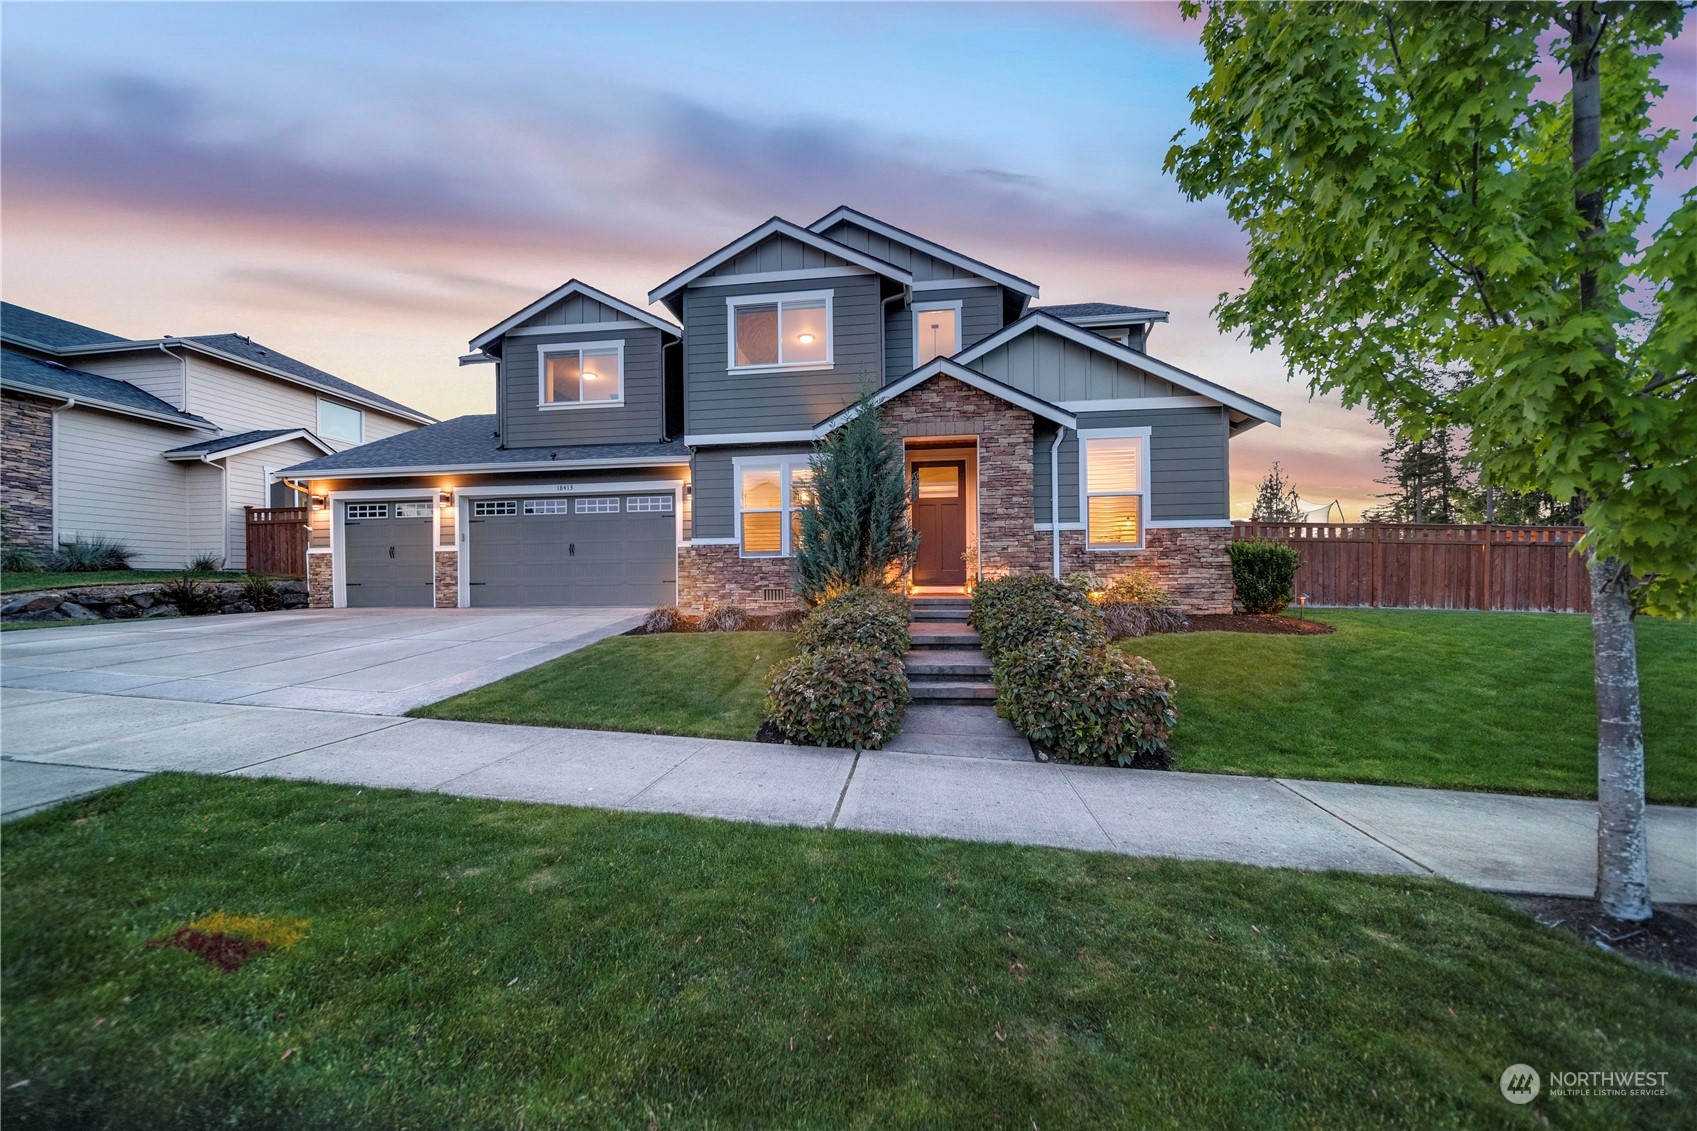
[2,687,1693,902]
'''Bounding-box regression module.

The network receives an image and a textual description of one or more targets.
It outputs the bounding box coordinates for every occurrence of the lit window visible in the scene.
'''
[912,303,961,366]
[318,400,363,444]
[737,458,812,556]
[1084,434,1147,550]
[538,341,623,407]
[728,293,832,370]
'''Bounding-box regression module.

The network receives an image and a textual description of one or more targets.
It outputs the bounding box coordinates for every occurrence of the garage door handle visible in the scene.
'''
[389,546,396,558]
[569,543,575,556]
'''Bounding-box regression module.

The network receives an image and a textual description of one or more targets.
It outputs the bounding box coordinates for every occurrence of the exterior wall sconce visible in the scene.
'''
[438,490,454,508]
[309,495,327,512]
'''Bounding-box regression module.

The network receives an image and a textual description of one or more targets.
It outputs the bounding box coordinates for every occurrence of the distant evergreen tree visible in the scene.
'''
[1362,427,1472,523]
[1250,462,1304,522]
[791,384,919,603]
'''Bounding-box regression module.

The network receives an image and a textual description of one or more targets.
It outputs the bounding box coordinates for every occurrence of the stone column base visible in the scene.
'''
[307,551,334,608]
[434,551,459,608]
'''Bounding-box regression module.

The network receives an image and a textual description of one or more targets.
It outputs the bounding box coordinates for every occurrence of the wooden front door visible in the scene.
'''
[911,461,967,586]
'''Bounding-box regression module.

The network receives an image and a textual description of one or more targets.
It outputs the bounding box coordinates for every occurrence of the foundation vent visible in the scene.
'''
[760,587,789,604]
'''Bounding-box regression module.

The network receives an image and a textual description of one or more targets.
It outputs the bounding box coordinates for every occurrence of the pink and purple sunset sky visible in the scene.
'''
[3,2,1690,518]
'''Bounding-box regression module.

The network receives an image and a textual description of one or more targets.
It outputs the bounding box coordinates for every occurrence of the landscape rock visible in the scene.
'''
[57,602,100,621]
[141,604,183,619]
[130,592,156,609]
[4,592,66,615]
[106,604,142,619]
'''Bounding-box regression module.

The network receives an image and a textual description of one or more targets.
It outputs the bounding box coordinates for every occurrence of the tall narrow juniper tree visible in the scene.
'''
[1168,1,1693,920]
[791,385,920,603]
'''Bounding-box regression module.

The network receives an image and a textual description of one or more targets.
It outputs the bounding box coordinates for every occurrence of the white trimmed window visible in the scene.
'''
[727,292,832,371]
[473,500,518,517]
[1082,431,1149,550]
[524,499,571,515]
[345,503,387,520]
[318,399,363,444]
[393,502,433,518]
[912,301,962,366]
[626,495,673,513]
[574,497,620,514]
[538,340,623,408]
[736,458,813,557]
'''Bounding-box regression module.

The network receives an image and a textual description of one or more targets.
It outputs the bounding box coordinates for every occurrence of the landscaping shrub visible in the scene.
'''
[699,604,751,633]
[159,575,220,616]
[795,586,910,656]
[763,645,909,750]
[46,536,134,573]
[642,606,685,634]
[992,634,1177,768]
[764,606,808,631]
[1100,602,1189,639]
[970,573,1103,661]
[1228,540,1302,614]
[1,544,43,573]
[1102,569,1174,607]
[239,575,284,612]
[188,552,226,574]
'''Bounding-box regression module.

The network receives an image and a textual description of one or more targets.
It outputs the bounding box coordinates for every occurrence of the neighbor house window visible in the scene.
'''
[912,301,962,367]
[736,458,812,557]
[317,399,363,444]
[1083,432,1148,550]
[538,341,623,407]
[727,292,832,370]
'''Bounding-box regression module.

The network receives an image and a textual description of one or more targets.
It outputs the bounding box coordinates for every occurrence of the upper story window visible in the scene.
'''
[538,340,623,409]
[913,301,962,367]
[727,291,832,371]
[736,457,814,557]
[1083,431,1149,551]
[317,399,363,444]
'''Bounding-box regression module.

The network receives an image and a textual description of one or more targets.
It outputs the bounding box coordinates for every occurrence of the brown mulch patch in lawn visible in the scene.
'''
[1501,896,1697,981]
[146,929,268,973]
[1185,614,1336,635]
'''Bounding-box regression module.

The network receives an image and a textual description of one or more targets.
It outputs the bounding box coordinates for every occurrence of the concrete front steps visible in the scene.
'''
[905,597,995,706]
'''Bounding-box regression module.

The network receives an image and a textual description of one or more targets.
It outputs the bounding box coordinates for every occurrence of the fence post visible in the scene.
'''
[1482,523,1493,611]
[1369,521,1381,608]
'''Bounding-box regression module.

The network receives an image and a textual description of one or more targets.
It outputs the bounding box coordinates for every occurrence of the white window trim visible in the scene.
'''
[536,339,625,410]
[317,398,364,444]
[726,290,834,373]
[911,299,964,368]
[732,455,811,558]
[1079,427,1151,552]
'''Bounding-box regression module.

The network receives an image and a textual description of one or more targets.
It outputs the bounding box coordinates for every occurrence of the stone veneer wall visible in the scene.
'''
[677,545,797,614]
[434,551,459,608]
[1041,526,1235,614]
[307,551,334,608]
[2,392,55,555]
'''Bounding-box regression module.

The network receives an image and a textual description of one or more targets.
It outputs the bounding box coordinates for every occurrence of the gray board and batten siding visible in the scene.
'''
[511,291,631,330]
[500,325,668,448]
[688,443,816,542]
[969,327,1185,404]
[701,233,855,278]
[1034,407,1231,524]
[683,274,883,436]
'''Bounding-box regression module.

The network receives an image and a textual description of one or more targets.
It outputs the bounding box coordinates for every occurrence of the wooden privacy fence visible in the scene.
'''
[1232,521,1590,612]
[245,506,309,577]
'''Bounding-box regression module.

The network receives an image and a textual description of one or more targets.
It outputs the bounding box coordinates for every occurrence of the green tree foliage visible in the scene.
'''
[1362,427,1474,524]
[1250,461,1304,522]
[791,385,920,603]
[1167,1,1690,920]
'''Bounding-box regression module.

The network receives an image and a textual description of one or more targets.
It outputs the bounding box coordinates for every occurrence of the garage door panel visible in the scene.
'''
[467,493,675,607]
[343,502,433,608]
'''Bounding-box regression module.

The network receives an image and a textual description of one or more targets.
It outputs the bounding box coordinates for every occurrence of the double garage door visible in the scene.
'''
[340,492,677,608]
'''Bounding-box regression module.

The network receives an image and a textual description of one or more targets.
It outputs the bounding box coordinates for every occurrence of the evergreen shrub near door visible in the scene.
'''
[793,586,910,655]
[970,574,1103,659]
[764,586,911,749]
[1227,540,1302,614]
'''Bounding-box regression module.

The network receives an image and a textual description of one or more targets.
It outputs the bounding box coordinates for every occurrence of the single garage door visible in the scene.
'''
[468,492,676,607]
[342,500,434,608]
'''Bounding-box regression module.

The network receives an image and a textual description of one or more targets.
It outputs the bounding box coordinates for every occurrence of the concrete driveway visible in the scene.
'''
[0,607,643,715]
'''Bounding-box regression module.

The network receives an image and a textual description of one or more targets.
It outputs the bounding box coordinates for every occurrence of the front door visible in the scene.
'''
[911,461,967,586]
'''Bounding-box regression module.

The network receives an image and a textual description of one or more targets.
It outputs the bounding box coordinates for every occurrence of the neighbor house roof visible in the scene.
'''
[1,348,215,429]
[280,414,691,479]
[1034,302,1169,325]
[175,334,434,424]
[0,302,130,351]
[807,206,1041,298]
[162,428,333,462]
[469,280,681,352]
[648,216,913,307]
[956,311,1280,429]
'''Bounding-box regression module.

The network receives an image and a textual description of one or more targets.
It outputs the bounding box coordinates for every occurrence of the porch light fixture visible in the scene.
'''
[309,495,327,512]
[438,490,454,508]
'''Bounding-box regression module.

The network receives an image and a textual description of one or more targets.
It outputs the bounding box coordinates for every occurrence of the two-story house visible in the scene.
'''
[279,207,1278,612]
[1,303,432,570]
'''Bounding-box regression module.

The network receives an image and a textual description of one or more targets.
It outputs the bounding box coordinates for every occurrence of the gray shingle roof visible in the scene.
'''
[280,415,690,476]
[0,302,130,350]
[1,348,214,428]
[162,428,313,457]
[1034,302,1168,321]
[182,333,432,423]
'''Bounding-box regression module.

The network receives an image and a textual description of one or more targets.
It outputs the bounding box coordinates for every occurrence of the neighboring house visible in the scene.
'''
[0,303,432,570]
[281,206,1278,612]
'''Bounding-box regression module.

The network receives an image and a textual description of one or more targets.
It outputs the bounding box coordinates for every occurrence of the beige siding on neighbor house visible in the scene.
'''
[219,438,326,570]
[54,408,192,568]
[183,461,227,565]
[184,355,415,449]
[72,351,188,409]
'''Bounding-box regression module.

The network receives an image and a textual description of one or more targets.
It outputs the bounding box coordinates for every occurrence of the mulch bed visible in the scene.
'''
[1184,614,1335,635]
[1501,895,1697,980]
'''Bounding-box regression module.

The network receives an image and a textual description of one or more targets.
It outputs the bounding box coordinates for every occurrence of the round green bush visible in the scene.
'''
[992,635,1177,768]
[970,573,1103,660]
[795,586,910,655]
[764,645,910,750]
[1227,541,1302,614]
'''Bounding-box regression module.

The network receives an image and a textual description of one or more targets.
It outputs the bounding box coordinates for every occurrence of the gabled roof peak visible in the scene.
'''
[647,216,913,306]
[470,279,680,351]
[806,206,1040,298]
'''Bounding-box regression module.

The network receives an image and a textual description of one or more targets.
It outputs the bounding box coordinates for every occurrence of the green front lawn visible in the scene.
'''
[1129,609,1697,803]
[1,570,248,594]
[5,775,1692,1129]
[413,631,796,740]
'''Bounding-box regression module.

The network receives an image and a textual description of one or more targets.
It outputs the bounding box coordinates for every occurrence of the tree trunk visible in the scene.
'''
[1590,555,1651,920]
